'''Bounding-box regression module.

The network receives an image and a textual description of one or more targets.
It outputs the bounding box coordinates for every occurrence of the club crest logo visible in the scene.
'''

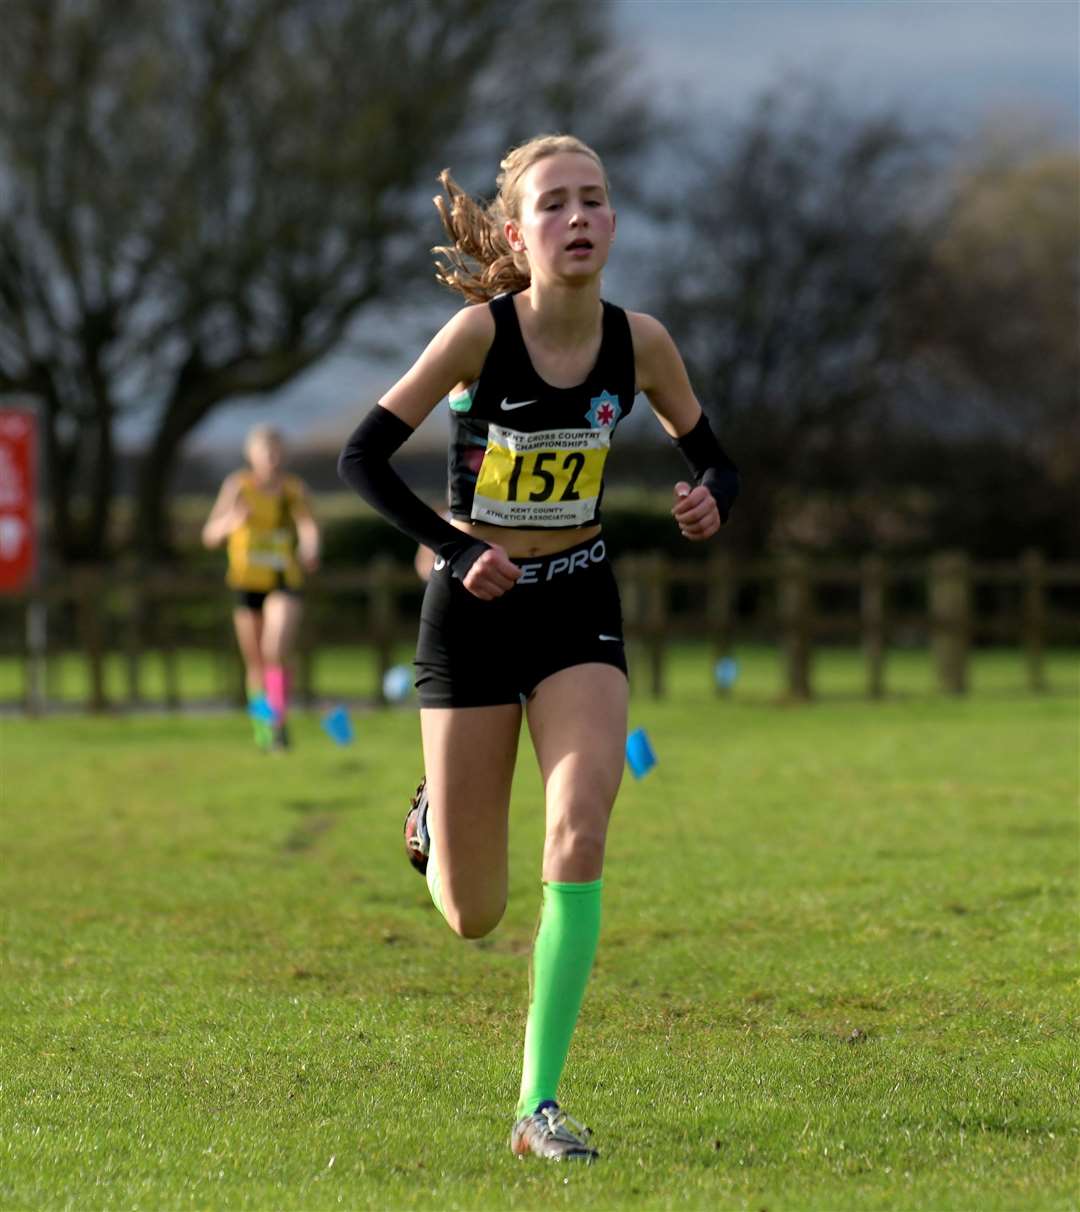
[585,390,621,429]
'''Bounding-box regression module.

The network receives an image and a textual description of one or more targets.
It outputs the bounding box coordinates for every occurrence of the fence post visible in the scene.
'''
[23,597,47,715]
[644,553,668,700]
[778,552,813,701]
[618,556,643,693]
[155,578,181,711]
[76,569,107,713]
[706,549,736,696]
[861,554,887,699]
[930,551,970,695]
[123,578,145,708]
[1021,548,1046,693]
[370,555,395,704]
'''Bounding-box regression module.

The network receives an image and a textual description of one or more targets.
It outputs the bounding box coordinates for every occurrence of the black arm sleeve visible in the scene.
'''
[337,406,489,579]
[673,412,740,524]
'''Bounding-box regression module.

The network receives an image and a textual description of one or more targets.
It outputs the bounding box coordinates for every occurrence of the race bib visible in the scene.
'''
[247,528,292,570]
[472,424,609,527]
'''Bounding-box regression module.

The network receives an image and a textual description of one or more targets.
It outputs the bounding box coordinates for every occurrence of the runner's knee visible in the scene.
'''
[443,893,506,940]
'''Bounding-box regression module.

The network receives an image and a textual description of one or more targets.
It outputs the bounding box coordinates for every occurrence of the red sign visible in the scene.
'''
[0,408,37,593]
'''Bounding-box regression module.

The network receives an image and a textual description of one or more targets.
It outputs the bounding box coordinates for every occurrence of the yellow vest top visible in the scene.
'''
[225,472,305,591]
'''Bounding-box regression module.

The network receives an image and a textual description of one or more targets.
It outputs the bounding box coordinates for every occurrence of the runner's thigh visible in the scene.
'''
[526,662,628,881]
[232,608,264,673]
[261,591,302,662]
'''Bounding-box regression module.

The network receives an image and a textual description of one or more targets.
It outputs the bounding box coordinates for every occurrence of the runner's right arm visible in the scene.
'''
[338,306,515,590]
[201,474,247,549]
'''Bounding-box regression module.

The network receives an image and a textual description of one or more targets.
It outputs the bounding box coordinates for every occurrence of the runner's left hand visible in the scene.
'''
[672,481,720,541]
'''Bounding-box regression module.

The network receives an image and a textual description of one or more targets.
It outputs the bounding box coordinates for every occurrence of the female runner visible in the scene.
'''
[202,424,320,750]
[338,134,738,1161]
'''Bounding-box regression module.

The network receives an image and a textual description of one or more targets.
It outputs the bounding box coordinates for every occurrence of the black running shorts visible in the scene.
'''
[414,535,628,708]
[232,583,301,611]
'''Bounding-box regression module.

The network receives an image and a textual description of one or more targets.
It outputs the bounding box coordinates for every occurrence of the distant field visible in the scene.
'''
[2,665,1076,1209]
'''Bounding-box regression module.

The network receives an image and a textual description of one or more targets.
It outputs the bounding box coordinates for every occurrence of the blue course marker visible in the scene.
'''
[382,665,414,703]
[321,705,355,746]
[714,657,739,691]
[625,727,657,779]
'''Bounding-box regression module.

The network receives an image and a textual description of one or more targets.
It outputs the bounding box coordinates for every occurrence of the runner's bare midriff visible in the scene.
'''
[451,519,602,559]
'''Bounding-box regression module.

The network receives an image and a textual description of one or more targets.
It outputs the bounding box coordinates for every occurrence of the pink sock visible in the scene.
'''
[264,665,289,723]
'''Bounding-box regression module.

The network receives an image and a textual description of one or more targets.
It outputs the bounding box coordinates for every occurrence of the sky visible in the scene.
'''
[618,0,1078,135]
[182,0,1079,458]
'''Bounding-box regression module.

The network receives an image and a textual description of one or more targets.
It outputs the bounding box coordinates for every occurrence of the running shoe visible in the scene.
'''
[510,1101,598,1163]
[403,777,429,875]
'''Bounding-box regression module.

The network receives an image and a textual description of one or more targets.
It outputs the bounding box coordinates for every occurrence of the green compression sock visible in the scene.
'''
[246,688,272,750]
[516,879,603,1119]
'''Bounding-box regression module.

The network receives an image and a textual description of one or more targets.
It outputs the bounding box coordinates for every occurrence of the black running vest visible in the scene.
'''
[448,292,636,529]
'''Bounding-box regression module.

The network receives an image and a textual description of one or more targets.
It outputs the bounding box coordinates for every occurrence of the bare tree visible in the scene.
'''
[641,83,939,553]
[0,0,651,561]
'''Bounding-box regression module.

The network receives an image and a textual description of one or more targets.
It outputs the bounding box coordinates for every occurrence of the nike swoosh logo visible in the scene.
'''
[500,397,538,411]
[598,634,622,642]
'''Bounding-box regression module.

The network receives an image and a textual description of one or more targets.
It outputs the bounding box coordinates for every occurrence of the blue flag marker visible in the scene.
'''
[626,727,657,779]
[321,705,354,746]
[382,664,413,703]
[714,657,739,691]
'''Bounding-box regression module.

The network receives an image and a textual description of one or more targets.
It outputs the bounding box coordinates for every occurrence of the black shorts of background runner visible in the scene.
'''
[232,582,302,611]
[414,535,627,709]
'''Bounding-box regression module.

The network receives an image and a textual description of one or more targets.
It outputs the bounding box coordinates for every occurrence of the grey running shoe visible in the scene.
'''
[510,1101,598,1162]
[402,777,429,875]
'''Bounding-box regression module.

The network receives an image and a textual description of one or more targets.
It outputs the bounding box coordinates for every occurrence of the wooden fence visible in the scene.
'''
[3,549,1078,713]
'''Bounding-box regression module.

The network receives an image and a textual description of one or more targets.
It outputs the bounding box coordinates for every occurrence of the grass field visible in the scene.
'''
[2,647,1077,1210]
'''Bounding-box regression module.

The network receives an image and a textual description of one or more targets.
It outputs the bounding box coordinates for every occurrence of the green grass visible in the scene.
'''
[2,656,1077,1210]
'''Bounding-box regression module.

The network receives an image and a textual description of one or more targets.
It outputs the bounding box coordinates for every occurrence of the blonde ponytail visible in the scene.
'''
[432,170,530,303]
[432,134,609,303]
